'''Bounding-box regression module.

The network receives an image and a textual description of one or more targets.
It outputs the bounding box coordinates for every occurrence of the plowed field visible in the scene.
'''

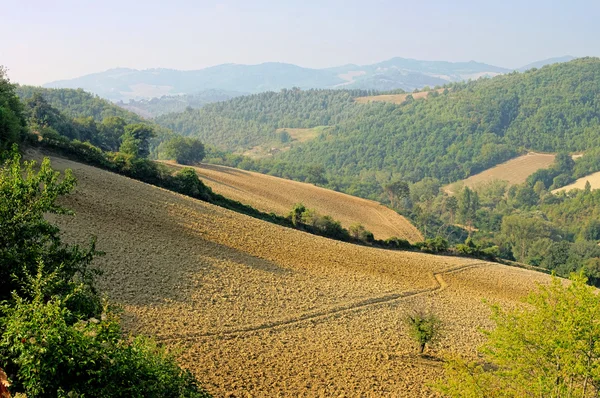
[40,153,552,397]
[160,161,423,242]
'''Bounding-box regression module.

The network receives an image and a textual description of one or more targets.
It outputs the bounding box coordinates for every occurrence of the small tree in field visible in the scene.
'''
[405,309,442,354]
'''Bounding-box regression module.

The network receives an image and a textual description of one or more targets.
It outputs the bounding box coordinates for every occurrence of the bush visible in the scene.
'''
[173,168,212,200]
[384,237,413,249]
[416,237,449,253]
[158,136,205,165]
[1,275,210,397]
[348,223,375,243]
[404,309,442,354]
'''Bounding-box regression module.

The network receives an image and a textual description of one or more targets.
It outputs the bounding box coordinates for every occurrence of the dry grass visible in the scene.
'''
[160,161,423,242]
[276,127,323,143]
[38,153,553,397]
[553,171,600,193]
[443,152,556,195]
[355,89,445,105]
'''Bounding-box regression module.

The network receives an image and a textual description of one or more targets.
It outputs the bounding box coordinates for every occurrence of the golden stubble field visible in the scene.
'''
[443,152,557,194]
[553,170,600,193]
[41,154,551,397]
[160,161,423,242]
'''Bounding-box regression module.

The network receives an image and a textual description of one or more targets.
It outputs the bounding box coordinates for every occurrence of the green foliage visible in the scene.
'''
[348,223,375,243]
[404,310,442,354]
[119,90,242,117]
[0,147,100,316]
[288,203,306,226]
[0,67,27,149]
[172,168,212,200]
[500,214,557,261]
[0,270,209,397]
[16,86,144,125]
[437,274,600,397]
[457,187,479,228]
[416,237,449,253]
[158,136,205,165]
[0,149,210,397]
[384,236,412,249]
[384,180,410,208]
[120,124,155,158]
[156,89,367,152]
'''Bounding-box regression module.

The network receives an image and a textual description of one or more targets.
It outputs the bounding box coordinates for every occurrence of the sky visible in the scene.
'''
[2,0,599,85]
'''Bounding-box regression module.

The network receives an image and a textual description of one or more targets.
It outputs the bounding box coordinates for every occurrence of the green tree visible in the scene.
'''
[0,67,27,149]
[384,180,410,208]
[1,269,210,397]
[437,274,600,397]
[348,223,374,243]
[457,187,479,231]
[158,135,205,165]
[0,147,100,314]
[119,124,155,158]
[500,215,556,261]
[404,309,442,354]
[288,203,306,226]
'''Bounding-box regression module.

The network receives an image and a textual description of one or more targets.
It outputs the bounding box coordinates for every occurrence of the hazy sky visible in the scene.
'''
[2,0,599,85]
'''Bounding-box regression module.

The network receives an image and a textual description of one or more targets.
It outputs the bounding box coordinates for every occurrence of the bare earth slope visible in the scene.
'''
[42,154,551,397]
[443,152,556,194]
[161,161,423,242]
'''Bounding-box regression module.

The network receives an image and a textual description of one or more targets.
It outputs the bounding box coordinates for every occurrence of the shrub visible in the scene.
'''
[436,275,600,397]
[417,237,449,253]
[384,237,413,249]
[404,309,442,354]
[173,168,212,200]
[0,274,210,397]
[348,223,375,243]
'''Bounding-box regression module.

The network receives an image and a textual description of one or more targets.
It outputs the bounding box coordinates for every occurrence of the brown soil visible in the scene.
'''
[38,153,552,397]
[160,161,423,242]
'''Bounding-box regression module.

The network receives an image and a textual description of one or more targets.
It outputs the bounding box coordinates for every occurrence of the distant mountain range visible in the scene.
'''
[44,56,577,102]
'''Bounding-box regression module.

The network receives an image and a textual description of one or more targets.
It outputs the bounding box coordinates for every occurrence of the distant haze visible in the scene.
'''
[2,0,599,85]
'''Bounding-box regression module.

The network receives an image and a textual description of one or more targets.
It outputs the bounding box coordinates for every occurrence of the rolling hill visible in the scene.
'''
[41,56,575,102]
[160,161,423,242]
[42,153,552,397]
[158,58,600,199]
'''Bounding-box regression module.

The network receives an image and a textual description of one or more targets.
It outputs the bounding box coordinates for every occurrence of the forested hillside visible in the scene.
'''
[157,88,372,151]
[16,86,144,124]
[15,85,179,151]
[117,89,245,118]
[160,58,600,190]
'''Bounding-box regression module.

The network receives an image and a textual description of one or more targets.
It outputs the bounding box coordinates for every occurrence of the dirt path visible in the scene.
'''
[157,262,488,342]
